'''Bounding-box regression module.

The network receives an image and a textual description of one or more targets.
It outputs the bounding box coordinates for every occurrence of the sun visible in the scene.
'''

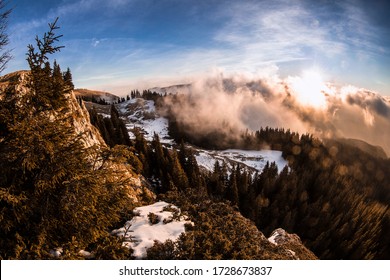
[290,69,328,108]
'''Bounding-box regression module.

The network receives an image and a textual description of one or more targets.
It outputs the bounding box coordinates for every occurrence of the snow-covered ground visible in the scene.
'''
[222,149,288,173]
[195,149,288,174]
[128,117,171,143]
[195,151,224,172]
[111,201,191,259]
[118,99,173,144]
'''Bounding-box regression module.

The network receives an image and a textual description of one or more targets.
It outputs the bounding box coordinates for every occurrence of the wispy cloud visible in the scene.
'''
[214,1,337,65]
[49,0,137,18]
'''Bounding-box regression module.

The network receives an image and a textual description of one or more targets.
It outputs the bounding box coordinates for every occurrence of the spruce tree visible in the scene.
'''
[227,171,239,205]
[26,17,68,111]
[63,67,74,90]
[170,150,189,190]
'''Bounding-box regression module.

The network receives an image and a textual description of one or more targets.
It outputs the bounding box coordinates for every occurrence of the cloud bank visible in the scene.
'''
[161,70,390,156]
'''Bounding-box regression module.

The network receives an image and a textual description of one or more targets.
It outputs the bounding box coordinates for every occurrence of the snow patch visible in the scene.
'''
[99,113,111,119]
[286,249,297,258]
[268,228,301,246]
[112,201,191,259]
[141,117,170,142]
[79,250,94,259]
[49,248,63,258]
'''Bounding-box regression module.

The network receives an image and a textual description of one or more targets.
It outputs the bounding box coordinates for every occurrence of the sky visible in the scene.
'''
[4,0,390,95]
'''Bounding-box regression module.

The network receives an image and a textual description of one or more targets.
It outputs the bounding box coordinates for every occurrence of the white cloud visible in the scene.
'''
[215,2,324,57]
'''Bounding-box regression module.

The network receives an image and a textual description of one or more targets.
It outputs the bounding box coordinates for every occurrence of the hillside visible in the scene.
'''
[5,68,386,260]
[332,138,387,159]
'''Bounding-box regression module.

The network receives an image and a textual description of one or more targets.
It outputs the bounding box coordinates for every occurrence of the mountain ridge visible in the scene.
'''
[74,88,120,103]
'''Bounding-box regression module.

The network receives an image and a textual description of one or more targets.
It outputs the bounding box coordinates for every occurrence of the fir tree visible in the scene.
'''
[169,150,189,190]
[63,67,74,90]
[26,17,68,111]
[227,171,239,205]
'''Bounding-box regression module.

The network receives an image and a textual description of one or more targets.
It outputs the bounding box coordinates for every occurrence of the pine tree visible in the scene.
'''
[227,171,239,205]
[0,94,135,258]
[63,67,74,90]
[151,133,166,177]
[26,17,68,111]
[170,150,189,190]
[133,131,150,176]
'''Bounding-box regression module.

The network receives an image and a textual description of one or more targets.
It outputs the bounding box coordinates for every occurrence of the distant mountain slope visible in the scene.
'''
[334,138,388,159]
[149,84,191,95]
[74,88,120,103]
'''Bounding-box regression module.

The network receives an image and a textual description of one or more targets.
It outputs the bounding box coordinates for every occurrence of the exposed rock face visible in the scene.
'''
[0,70,30,102]
[68,93,154,203]
[67,90,106,147]
[268,228,301,245]
[268,228,317,260]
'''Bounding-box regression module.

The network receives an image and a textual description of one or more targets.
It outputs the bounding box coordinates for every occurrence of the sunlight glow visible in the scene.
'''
[290,69,329,108]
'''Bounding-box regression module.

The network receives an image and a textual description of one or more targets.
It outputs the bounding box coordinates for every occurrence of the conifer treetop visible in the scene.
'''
[27,17,64,70]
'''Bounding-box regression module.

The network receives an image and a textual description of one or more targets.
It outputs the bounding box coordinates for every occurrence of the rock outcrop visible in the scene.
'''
[268,228,317,260]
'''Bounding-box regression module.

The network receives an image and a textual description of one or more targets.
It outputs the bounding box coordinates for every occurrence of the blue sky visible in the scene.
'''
[4,0,390,95]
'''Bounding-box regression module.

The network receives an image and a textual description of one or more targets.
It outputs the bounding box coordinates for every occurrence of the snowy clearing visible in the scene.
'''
[119,99,173,144]
[195,149,288,174]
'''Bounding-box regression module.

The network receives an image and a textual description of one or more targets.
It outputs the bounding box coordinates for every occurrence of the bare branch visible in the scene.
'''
[0,0,12,73]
